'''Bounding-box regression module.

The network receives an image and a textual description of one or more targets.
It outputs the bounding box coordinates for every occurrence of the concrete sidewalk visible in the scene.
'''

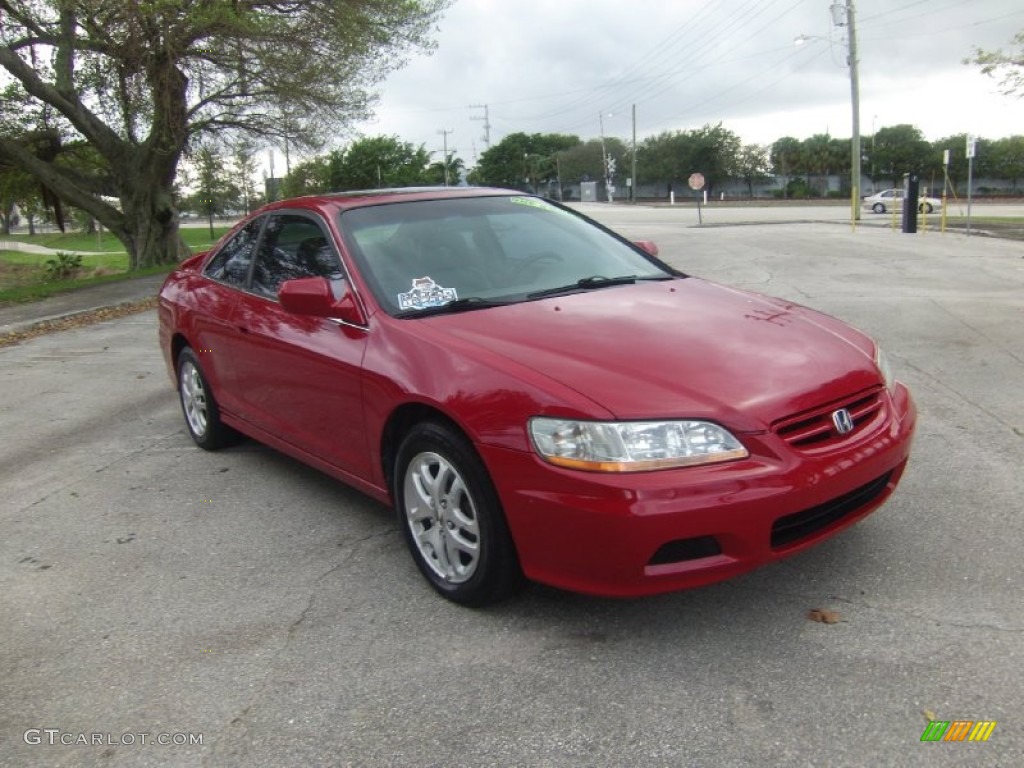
[0,239,125,256]
[0,272,167,336]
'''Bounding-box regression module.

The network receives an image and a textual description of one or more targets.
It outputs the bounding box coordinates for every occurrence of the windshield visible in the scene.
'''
[337,195,675,316]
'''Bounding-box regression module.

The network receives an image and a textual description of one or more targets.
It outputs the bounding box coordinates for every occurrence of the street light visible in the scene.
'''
[795,0,861,225]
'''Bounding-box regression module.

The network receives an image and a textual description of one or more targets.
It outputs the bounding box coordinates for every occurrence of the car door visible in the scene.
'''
[227,211,372,479]
[192,218,264,416]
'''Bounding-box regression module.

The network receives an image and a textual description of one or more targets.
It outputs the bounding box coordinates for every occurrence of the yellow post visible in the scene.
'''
[941,167,950,234]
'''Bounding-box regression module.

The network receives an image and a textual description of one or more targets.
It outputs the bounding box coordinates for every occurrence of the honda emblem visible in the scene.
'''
[832,408,854,435]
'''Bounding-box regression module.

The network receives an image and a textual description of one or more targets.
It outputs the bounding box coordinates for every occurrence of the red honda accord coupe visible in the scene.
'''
[158,187,916,605]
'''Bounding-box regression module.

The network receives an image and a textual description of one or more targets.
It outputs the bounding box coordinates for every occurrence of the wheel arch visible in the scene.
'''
[170,332,192,369]
[380,403,474,495]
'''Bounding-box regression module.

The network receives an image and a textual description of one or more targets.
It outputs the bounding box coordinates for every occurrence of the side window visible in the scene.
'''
[251,214,344,298]
[204,219,262,286]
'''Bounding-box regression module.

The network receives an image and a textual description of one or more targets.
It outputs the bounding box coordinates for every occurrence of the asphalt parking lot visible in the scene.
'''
[1,209,1022,767]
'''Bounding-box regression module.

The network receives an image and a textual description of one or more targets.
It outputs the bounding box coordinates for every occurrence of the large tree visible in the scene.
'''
[985,136,1024,188]
[733,144,771,198]
[328,135,432,190]
[770,136,802,197]
[281,135,463,194]
[0,0,449,268]
[556,138,627,189]
[635,124,740,197]
[869,124,934,187]
[469,132,581,190]
[688,123,741,197]
[801,134,849,196]
[231,137,261,215]
[184,143,239,238]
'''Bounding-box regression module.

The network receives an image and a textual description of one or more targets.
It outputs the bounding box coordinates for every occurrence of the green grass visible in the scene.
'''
[0,249,129,270]
[0,225,233,306]
[0,226,231,254]
[0,259,174,305]
[0,225,232,305]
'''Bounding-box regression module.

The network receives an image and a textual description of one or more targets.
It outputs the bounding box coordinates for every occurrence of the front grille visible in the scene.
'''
[770,471,893,549]
[773,387,884,450]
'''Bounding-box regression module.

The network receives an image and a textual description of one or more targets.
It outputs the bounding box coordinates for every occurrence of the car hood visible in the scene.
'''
[411,278,880,431]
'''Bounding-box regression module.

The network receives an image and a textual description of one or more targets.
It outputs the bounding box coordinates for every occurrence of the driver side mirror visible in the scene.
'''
[278,277,366,327]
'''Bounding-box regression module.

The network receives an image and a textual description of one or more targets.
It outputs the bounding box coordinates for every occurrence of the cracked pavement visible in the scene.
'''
[1,210,1022,767]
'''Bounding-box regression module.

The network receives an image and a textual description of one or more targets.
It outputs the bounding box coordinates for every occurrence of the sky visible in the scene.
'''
[302,0,1024,169]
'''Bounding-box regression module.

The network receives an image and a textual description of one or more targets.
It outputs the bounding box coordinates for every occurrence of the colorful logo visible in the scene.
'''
[920,720,997,742]
[397,276,457,311]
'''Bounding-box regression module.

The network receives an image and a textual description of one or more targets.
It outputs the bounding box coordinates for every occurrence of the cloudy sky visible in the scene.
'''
[336,0,1024,167]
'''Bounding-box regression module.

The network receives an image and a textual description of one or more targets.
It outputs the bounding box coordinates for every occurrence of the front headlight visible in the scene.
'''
[529,417,749,472]
[875,344,895,392]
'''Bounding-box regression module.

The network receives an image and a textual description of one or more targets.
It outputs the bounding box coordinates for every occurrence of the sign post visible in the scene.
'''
[688,172,705,226]
[941,149,950,233]
[966,135,976,237]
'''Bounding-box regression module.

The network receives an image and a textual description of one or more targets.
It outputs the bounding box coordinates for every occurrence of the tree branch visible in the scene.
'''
[0,45,127,161]
[0,137,124,230]
[55,6,76,95]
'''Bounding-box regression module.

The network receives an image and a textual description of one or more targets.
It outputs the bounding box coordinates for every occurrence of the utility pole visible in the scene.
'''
[437,129,454,186]
[555,153,563,201]
[832,1,861,225]
[599,112,612,203]
[631,104,637,204]
[469,104,491,149]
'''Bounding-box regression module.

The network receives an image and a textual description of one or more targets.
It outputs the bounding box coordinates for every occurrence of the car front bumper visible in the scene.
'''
[480,383,916,597]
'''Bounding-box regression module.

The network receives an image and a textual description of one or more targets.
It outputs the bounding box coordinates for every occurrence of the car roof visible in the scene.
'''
[258,186,522,215]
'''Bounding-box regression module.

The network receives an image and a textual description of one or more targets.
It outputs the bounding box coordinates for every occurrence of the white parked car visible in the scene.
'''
[863,188,942,214]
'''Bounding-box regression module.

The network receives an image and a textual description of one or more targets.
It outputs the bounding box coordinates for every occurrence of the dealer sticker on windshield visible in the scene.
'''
[509,196,573,216]
[398,276,458,311]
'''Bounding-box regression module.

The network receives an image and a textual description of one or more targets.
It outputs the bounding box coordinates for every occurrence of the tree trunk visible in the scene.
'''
[114,183,189,269]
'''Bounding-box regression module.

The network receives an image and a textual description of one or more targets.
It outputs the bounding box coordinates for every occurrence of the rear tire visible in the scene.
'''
[177,347,239,451]
[394,421,524,606]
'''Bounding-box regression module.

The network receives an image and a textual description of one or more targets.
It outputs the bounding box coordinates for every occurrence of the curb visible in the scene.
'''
[0,296,159,344]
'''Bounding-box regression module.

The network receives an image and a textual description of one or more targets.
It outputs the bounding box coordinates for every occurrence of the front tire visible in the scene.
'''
[394,421,523,606]
[872,203,885,214]
[920,202,934,214]
[177,347,238,451]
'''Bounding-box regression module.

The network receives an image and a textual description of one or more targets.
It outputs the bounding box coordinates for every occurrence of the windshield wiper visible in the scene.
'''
[394,296,509,319]
[527,274,671,300]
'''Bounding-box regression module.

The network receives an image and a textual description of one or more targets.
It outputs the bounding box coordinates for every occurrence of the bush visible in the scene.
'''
[784,178,814,199]
[43,252,83,281]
